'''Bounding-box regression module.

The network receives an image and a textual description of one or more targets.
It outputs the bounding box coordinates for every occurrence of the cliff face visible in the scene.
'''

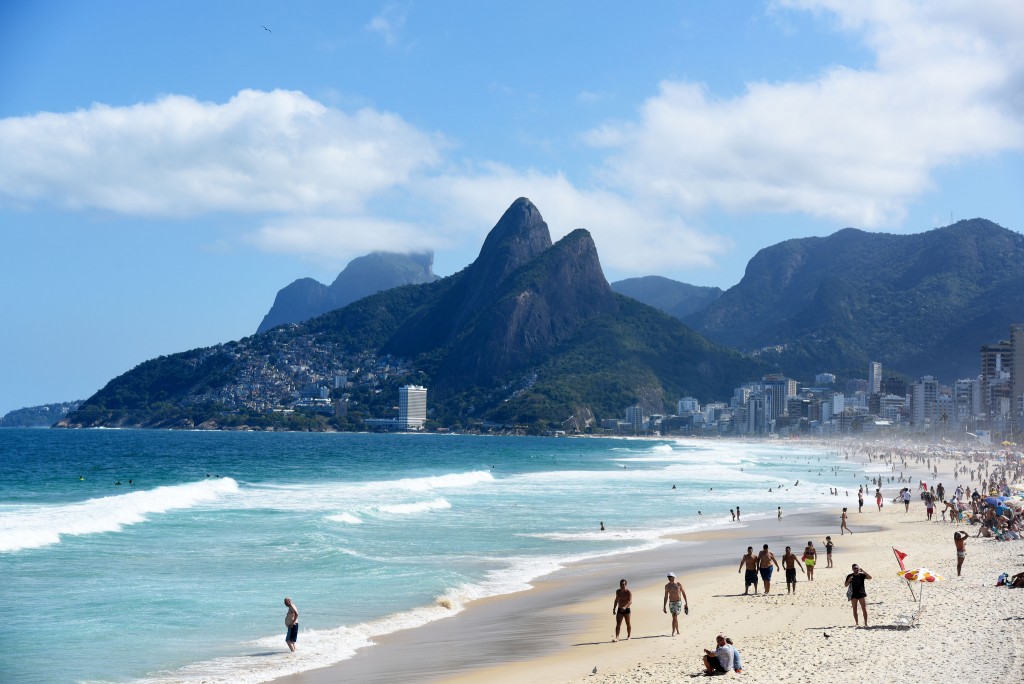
[256,251,437,333]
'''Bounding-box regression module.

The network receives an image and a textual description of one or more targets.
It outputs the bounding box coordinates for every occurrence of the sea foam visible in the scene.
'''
[0,477,239,553]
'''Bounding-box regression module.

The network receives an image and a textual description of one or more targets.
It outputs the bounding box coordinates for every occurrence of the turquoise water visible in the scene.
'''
[0,430,859,683]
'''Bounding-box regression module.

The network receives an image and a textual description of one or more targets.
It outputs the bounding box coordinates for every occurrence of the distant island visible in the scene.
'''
[1,401,82,428]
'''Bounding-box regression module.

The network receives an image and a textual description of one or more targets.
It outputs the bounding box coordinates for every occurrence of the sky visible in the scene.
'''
[1,0,1023,415]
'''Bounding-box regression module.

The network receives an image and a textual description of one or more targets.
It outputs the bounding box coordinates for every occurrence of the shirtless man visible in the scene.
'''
[663,572,689,636]
[737,546,759,595]
[612,579,632,641]
[953,531,968,576]
[283,597,299,652]
[840,507,853,535]
[781,546,806,594]
[802,541,817,581]
[757,544,780,594]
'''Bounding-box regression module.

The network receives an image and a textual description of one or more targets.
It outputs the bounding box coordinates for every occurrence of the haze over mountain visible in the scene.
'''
[256,251,438,333]
[611,276,723,319]
[683,218,1024,380]
[59,199,763,430]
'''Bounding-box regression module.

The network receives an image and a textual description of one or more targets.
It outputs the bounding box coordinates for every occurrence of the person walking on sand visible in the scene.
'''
[663,572,689,636]
[781,546,805,594]
[802,541,817,580]
[858,489,864,512]
[840,507,853,535]
[612,579,632,641]
[283,597,299,652]
[823,536,834,568]
[738,546,759,595]
[844,564,872,627]
[954,531,968,576]
[735,506,741,522]
[875,487,883,511]
[902,487,912,512]
[757,544,780,594]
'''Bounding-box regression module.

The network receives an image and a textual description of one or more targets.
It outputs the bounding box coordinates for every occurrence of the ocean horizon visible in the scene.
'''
[0,429,871,683]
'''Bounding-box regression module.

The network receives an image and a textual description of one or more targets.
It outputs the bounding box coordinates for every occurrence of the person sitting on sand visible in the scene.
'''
[725,637,743,673]
[702,634,735,675]
[612,579,632,641]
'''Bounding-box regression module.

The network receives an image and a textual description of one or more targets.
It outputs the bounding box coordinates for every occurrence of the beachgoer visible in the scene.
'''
[802,541,817,581]
[738,546,759,595]
[902,488,911,512]
[663,572,689,636]
[612,579,632,641]
[875,488,883,511]
[284,597,299,652]
[781,546,805,594]
[600,521,605,531]
[735,506,741,521]
[823,536,834,568]
[730,508,735,521]
[702,634,735,675]
[924,492,934,521]
[757,544,780,594]
[841,507,853,535]
[953,531,968,576]
[844,564,872,627]
[777,506,782,520]
[725,637,743,673]
[857,489,864,512]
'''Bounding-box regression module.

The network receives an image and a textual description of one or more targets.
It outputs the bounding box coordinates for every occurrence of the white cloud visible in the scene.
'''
[0,89,443,216]
[588,0,1024,227]
[365,3,408,47]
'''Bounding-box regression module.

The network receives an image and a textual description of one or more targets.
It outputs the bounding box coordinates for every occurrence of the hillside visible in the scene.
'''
[256,251,438,333]
[683,219,1024,380]
[611,276,723,319]
[59,199,765,431]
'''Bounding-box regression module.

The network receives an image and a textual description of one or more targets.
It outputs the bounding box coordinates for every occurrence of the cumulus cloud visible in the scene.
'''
[0,89,443,216]
[588,0,1024,227]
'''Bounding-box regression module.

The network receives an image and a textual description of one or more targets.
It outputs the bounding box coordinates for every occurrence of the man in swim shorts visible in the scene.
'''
[781,546,805,594]
[283,597,299,652]
[737,546,758,594]
[663,572,689,636]
[612,578,632,641]
[954,531,968,576]
[802,541,817,581]
[757,544,780,594]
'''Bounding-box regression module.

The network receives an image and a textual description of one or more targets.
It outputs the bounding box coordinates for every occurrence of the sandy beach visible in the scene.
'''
[275,445,1024,683]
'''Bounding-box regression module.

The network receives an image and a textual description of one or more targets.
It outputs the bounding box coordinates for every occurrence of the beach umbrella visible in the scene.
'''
[897,568,946,610]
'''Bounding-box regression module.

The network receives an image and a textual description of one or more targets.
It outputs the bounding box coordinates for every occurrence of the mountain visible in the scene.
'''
[1,401,81,428]
[256,251,438,333]
[683,219,1024,380]
[611,276,723,319]
[59,199,764,431]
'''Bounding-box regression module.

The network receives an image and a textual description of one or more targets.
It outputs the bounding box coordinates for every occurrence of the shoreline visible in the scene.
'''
[272,443,1023,683]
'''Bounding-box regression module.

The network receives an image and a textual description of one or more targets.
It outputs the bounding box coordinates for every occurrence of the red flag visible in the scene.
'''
[892,547,908,571]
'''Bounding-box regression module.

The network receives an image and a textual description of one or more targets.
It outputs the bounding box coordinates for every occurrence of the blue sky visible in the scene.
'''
[1,0,1022,415]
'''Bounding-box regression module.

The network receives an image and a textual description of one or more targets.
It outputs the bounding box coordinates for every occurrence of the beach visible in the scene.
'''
[275,446,1024,683]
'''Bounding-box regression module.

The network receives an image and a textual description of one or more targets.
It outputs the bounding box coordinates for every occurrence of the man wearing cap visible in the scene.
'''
[663,572,689,636]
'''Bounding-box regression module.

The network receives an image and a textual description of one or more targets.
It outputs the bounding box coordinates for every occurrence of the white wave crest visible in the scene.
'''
[388,471,493,492]
[0,478,239,553]
[325,512,363,524]
[375,498,451,515]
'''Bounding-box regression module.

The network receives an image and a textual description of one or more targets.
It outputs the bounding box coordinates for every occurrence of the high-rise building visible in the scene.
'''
[1012,324,1024,422]
[868,361,882,395]
[762,374,797,422]
[910,376,939,429]
[625,405,645,433]
[677,397,700,414]
[980,340,1013,417]
[398,385,428,430]
[880,377,907,398]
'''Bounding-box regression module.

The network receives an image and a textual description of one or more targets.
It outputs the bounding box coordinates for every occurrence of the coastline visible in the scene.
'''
[272,444,1024,683]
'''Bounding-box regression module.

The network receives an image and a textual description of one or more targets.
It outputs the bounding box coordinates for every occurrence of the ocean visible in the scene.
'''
[0,429,864,683]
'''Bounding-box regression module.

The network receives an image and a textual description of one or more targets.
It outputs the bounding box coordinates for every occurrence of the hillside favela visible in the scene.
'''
[2,3,1023,684]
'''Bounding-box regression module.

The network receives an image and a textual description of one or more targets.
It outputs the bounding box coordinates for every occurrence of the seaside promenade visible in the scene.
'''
[276,443,1024,683]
